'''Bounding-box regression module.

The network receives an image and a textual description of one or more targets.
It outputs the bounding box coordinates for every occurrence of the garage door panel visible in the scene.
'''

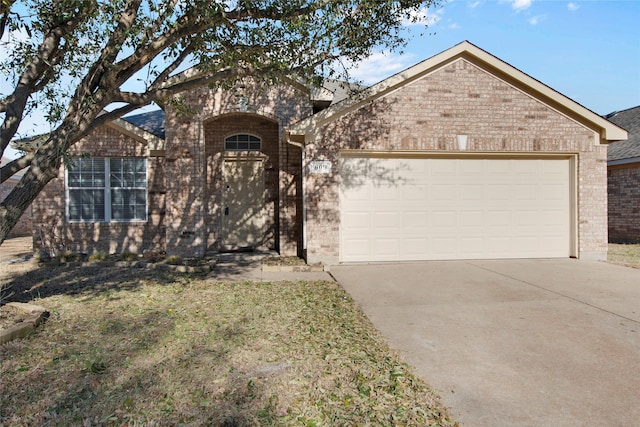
[486,236,513,252]
[459,161,485,175]
[487,210,512,226]
[374,211,399,229]
[488,161,513,176]
[432,184,456,201]
[343,184,371,201]
[516,211,540,226]
[517,161,541,176]
[543,160,568,175]
[432,210,457,227]
[376,186,400,201]
[404,238,428,256]
[342,238,370,260]
[374,239,400,257]
[460,210,484,227]
[403,211,429,229]
[516,186,539,200]
[460,185,485,201]
[340,157,571,262]
[431,237,458,256]
[460,237,486,254]
[544,184,567,201]
[405,185,428,201]
[487,184,511,201]
[342,212,370,229]
[431,161,457,176]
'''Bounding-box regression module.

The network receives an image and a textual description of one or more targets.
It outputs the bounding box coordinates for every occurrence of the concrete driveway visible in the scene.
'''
[331,259,640,427]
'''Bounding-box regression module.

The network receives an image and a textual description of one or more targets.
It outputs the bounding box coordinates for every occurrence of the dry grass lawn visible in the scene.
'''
[0,261,455,426]
[608,243,640,269]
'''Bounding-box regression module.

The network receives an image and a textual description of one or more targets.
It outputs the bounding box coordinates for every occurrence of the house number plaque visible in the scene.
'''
[308,160,332,174]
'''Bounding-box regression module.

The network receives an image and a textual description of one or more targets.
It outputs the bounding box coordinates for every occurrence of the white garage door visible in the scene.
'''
[340,156,572,262]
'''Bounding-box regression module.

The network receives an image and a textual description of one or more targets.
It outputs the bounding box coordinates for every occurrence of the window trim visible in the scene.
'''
[224,133,262,151]
[65,157,148,223]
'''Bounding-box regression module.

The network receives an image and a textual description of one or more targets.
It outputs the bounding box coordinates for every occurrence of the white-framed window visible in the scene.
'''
[66,157,147,222]
[224,134,261,151]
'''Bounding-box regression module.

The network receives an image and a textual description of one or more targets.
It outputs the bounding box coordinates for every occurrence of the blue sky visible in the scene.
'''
[352,0,640,116]
[3,0,639,160]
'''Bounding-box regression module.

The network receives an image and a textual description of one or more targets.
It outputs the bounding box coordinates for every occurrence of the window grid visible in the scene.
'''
[224,134,261,151]
[67,158,147,223]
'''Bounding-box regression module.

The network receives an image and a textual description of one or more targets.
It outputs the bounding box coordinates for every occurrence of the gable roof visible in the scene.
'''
[122,109,166,139]
[605,106,640,165]
[11,110,165,152]
[161,64,357,109]
[287,40,628,144]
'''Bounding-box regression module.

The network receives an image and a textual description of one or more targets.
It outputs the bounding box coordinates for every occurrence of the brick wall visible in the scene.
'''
[164,78,311,257]
[32,125,165,256]
[0,177,33,237]
[304,58,606,263]
[203,114,279,250]
[33,80,312,258]
[608,163,640,242]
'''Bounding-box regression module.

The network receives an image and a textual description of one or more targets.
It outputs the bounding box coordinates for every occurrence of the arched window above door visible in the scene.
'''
[225,134,261,151]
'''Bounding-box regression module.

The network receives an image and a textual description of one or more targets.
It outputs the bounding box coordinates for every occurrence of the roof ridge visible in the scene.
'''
[605,105,640,119]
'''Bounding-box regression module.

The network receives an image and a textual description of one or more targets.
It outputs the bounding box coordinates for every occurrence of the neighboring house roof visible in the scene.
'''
[122,109,166,139]
[605,106,640,165]
[288,40,628,144]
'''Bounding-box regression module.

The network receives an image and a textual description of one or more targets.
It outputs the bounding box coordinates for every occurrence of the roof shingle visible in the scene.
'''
[606,106,640,162]
[122,109,166,139]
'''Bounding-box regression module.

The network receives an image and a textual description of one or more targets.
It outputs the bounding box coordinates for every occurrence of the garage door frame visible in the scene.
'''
[338,150,578,262]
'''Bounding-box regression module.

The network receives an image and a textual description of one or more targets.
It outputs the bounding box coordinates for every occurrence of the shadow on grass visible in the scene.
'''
[1,276,286,425]
[1,261,184,305]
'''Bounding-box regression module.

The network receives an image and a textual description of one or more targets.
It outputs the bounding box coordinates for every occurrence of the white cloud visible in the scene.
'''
[449,22,460,30]
[510,0,532,11]
[347,52,416,85]
[468,1,481,9]
[402,6,444,27]
[567,2,580,11]
[528,14,546,25]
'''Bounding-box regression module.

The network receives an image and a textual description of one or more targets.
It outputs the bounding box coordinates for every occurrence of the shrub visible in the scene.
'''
[89,251,108,262]
[119,252,139,262]
[165,255,183,265]
[59,250,80,263]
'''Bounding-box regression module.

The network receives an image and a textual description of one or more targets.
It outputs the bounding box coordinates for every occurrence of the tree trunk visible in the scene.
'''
[0,148,61,246]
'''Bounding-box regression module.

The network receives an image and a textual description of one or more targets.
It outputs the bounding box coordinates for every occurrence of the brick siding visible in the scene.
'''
[304,58,607,263]
[32,79,311,258]
[164,78,311,257]
[31,58,610,262]
[32,126,165,256]
[608,163,640,242]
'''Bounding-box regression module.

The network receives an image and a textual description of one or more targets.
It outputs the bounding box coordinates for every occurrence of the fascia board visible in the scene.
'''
[107,117,165,150]
[608,157,640,166]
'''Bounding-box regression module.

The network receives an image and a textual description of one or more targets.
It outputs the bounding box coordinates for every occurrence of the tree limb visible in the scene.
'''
[0,152,34,184]
[0,6,94,153]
